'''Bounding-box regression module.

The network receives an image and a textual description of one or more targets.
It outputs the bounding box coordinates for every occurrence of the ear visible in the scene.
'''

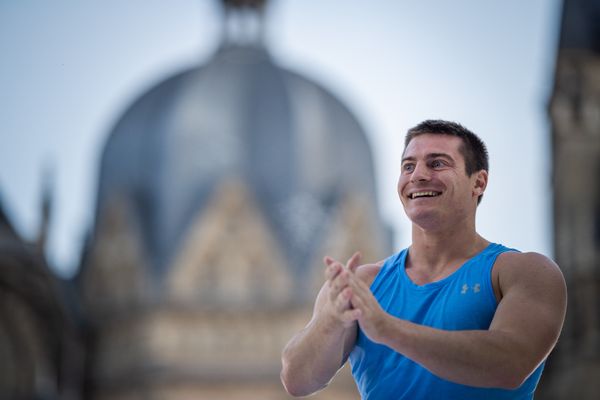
[473,170,488,198]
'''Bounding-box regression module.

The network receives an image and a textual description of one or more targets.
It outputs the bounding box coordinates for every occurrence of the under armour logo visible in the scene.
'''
[461,283,481,295]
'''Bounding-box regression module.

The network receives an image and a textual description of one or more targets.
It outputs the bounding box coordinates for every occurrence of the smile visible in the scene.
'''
[409,191,441,199]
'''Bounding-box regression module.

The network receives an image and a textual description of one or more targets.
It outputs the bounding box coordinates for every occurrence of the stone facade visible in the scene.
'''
[79,179,384,399]
[0,204,83,400]
[537,0,600,398]
[76,4,391,397]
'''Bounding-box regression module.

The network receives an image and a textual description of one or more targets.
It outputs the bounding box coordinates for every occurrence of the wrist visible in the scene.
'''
[372,314,405,348]
[366,311,393,345]
[316,310,349,335]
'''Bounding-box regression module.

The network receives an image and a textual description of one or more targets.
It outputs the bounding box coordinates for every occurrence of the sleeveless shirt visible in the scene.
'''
[349,243,545,399]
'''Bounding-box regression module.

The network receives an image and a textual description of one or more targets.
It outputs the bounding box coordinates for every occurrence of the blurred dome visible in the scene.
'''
[95,43,380,278]
[80,5,389,397]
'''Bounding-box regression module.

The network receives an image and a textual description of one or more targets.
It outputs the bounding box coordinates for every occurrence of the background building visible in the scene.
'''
[538,0,600,398]
[77,1,390,398]
[0,195,83,399]
[2,0,599,399]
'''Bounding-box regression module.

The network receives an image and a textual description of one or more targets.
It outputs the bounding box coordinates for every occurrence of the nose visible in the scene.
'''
[410,161,431,183]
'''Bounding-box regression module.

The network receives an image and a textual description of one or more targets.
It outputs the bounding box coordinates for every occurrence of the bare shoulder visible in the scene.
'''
[496,251,564,278]
[494,251,566,298]
[354,259,385,288]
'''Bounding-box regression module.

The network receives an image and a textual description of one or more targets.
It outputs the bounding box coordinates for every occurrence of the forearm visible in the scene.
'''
[377,317,534,389]
[281,316,354,396]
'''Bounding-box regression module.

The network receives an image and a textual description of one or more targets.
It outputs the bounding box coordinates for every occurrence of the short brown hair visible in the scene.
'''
[404,119,489,203]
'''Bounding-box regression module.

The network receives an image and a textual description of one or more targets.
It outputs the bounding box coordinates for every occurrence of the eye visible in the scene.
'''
[431,159,445,169]
[402,163,414,173]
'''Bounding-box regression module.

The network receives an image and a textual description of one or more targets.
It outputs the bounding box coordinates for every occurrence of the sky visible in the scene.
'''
[0,0,563,277]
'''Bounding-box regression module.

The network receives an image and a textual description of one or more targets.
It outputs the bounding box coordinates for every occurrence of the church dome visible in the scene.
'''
[79,5,391,395]
[95,43,381,278]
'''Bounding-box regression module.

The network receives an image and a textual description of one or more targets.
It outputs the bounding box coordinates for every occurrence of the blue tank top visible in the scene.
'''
[349,243,545,399]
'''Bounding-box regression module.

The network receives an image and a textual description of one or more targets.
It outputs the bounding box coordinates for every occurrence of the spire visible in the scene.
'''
[36,163,54,254]
[0,193,19,241]
[219,0,268,47]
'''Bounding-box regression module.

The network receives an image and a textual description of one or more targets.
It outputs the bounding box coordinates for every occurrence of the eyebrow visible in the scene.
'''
[401,153,455,163]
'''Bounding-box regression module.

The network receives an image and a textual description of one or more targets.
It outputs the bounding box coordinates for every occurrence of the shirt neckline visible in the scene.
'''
[399,243,497,291]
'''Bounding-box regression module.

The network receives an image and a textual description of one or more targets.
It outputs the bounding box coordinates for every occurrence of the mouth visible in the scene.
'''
[409,191,442,199]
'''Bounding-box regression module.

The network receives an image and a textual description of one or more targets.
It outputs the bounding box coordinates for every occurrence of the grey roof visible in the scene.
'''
[559,0,600,52]
[94,44,379,277]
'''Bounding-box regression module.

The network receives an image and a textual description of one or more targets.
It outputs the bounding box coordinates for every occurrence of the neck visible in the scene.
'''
[409,217,488,272]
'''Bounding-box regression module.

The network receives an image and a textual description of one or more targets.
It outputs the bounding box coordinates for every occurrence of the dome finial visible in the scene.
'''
[219,0,268,47]
[222,0,267,10]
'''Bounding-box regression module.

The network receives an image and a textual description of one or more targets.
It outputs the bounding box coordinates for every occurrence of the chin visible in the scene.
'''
[406,209,443,230]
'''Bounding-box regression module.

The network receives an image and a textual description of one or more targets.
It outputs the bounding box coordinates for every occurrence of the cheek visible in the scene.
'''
[397,176,409,202]
[397,176,405,195]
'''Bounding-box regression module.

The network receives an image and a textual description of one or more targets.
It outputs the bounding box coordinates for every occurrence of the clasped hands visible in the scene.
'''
[323,252,386,343]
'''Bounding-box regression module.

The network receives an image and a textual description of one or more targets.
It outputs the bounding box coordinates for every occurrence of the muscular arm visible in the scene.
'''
[347,252,567,389]
[280,281,357,396]
[280,254,381,397]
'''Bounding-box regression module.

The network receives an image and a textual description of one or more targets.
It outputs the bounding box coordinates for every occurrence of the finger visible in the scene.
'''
[334,287,353,312]
[349,289,364,310]
[346,251,362,272]
[340,286,353,301]
[340,308,361,324]
[323,256,337,266]
[347,279,373,310]
[349,274,371,294]
[324,261,342,282]
[328,269,351,301]
[330,268,351,296]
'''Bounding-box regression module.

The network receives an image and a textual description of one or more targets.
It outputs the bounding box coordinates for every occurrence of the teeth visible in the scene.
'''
[411,191,440,199]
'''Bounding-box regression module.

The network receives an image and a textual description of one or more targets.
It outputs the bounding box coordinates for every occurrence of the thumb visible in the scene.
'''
[346,251,362,272]
[324,256,336,266]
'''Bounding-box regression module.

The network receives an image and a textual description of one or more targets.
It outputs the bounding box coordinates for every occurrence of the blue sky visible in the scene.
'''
[0,0,562,277]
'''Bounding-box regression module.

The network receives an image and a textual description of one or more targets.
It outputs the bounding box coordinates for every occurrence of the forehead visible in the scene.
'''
[402,134,464,159]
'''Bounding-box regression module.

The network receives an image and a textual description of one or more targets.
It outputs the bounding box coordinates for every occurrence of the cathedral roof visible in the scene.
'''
[94,43,378,277]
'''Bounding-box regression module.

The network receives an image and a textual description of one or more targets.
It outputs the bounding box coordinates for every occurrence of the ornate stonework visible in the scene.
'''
[77,3,391,398]
[80,195,150,318]
[168,180,293,307]
[309,192,389,297]
[80,180,375,399]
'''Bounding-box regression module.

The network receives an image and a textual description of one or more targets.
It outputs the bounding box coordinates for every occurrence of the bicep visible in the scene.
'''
[489,253,567,366]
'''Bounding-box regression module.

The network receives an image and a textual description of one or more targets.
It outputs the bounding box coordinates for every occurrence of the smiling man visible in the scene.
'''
[281,120,567,399]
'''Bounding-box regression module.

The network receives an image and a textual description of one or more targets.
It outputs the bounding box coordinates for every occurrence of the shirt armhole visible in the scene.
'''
[370,250,404,292]
[486,248,520,308]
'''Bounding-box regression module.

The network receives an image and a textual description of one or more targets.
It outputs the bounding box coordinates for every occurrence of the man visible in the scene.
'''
[280,120,567,399]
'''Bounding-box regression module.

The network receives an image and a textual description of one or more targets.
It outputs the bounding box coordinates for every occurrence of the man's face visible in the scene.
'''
[397,134,486,230]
